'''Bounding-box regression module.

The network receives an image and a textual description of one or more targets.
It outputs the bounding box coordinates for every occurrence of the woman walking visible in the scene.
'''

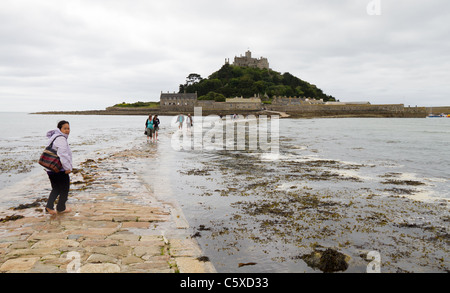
[177,114,184,130]
[153,115,160,141]
[45,120,73,215]
[146,114,155,143]
[186,114,193,133]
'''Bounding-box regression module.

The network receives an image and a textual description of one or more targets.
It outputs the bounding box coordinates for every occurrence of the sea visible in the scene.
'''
[0,112,449,272]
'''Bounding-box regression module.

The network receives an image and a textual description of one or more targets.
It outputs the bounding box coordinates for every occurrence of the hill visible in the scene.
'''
[178,63,336,102]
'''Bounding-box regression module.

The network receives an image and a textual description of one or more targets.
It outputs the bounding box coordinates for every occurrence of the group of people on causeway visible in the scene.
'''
[176,113,193,130]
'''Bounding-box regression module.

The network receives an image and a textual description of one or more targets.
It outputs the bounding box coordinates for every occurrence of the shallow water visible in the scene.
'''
[138,117,449,273]
[0,113,171,209]
[1,113,449,272]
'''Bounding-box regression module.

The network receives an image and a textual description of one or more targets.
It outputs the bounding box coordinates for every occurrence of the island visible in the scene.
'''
[33,51,449,118]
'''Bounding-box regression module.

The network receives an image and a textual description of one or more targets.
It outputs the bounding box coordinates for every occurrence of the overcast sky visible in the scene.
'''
[1,0,449,112]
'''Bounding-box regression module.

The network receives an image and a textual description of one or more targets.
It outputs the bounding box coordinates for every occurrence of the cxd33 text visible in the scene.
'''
[180,277,269,290]
[224,277,269,288]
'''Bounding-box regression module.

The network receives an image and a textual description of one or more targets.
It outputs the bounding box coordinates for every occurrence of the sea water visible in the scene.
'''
[1,113,449,272]
[0,113,150,209]
[140,116,449,272]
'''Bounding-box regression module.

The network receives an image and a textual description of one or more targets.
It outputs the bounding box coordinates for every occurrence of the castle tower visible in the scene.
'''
[232,50,269,70]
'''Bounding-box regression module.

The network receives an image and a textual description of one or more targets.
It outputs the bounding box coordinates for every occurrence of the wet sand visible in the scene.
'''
[173,148,449,273]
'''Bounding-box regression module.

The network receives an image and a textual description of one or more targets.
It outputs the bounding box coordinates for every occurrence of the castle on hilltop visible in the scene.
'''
[225,50,269,70]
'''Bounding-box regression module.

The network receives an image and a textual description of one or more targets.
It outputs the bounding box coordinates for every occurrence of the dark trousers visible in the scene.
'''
[46,172,70,212]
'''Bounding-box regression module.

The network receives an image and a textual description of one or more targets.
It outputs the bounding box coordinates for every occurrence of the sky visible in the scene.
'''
[1,0,449,112]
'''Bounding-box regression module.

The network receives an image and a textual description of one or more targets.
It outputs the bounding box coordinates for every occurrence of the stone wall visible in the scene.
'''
[153,94,445,117]
[267,103,405,113]
[424,106,450,114]
[179,102,412,116]
[196,100,261,111]
[272,96,324,105]
[265,103,423,117]
[36,104,441,118]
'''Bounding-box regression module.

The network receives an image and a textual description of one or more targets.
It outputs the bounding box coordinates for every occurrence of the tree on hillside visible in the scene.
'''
[198,91,226,102]
[186,73,203,85]
[179,73,203,93]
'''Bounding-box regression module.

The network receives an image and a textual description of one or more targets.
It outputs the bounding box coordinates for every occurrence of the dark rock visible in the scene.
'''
[191,232,201,238]
[301,248,349,273]
[197,256,210,262]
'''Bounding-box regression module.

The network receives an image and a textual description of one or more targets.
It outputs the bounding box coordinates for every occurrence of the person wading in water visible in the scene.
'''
[44,120,73,215]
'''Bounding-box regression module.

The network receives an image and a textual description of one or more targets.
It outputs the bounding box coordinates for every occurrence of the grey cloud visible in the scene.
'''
[1,0,449,112]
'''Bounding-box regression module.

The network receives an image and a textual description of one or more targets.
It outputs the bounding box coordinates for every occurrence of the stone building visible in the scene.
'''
[160,92,197,111]
[230,50,269,69]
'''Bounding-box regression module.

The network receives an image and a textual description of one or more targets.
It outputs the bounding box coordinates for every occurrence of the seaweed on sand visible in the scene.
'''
[382,179,425,186]
[299,248,349,273]
[1,214,24,223]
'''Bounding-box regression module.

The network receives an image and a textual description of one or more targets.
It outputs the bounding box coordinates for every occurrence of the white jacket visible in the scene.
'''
[46,129,73,172]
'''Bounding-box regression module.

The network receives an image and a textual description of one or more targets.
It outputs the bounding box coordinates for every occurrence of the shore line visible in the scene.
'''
[30,107,440,118]
[0,146,215,273]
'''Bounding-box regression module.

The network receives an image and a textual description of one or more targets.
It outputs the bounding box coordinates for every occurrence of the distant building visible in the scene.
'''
[160,92,197,111]
[228,50,269,70]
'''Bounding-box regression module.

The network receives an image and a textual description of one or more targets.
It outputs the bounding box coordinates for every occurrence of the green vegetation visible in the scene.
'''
[179,64,336,102]
[113,101,159,108]
[197,91,226,102]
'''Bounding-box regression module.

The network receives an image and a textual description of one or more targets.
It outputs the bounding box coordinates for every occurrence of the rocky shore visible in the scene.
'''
[0,147,215,273]
[176,149,450,273]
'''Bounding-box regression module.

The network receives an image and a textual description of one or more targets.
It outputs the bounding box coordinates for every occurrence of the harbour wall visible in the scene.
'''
[424,107,450,114]
[34,104,448,118]
[156,103,428,118]
[267,104,426,118]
